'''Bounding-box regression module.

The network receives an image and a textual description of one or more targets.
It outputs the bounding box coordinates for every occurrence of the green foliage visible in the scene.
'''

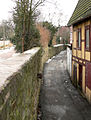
[56,36,60,44]
[43,21,58,34]
[43,21,58,46]
[13,0,42,53]
[13,22,40,52]
[0,32,3,39]
[24,25,40,50]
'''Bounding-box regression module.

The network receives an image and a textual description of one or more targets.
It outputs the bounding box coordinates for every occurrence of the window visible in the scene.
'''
[85,26,90,50]
[77,28,81,49]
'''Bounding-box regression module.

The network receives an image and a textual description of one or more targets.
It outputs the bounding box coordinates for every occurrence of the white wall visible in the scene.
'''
[67,46,72,77]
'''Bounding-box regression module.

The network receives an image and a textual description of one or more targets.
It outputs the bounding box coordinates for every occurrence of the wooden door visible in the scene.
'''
[79,64,82,90]
[73,65,77,87]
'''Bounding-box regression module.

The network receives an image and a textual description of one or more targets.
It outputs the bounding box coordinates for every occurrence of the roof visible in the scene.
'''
[68,0,91,26]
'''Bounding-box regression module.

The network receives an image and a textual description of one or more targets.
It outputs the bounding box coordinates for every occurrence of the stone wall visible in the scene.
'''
[0,47,41,120]
[48,45,64,58]
[41,44,64,68]
[0,45,64,120]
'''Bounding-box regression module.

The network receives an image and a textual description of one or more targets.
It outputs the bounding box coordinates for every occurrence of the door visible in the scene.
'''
[79,64,82,90]
[73,64,77,87]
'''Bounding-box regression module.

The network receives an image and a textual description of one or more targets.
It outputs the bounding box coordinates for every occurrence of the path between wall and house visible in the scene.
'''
[38,50,91,120]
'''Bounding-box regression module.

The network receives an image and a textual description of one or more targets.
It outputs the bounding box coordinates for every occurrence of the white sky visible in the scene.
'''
[0,0,79,26]
[40,0,79,26]
[0,0,14,22]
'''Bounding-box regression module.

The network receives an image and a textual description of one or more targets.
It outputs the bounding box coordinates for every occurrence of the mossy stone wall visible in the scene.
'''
[42,45,64,66]
[0,48,41,120]
[48,45,64,58]
[0,45,63,120]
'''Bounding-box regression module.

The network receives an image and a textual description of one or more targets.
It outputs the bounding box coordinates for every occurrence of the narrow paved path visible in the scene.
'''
[39,51,91,120]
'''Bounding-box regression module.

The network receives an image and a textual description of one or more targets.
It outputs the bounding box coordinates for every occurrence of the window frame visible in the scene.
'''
[85,25,90,51]
[77,28,81,50]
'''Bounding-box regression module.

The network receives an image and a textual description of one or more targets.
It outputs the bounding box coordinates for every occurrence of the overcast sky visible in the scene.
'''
[0,0,79,26]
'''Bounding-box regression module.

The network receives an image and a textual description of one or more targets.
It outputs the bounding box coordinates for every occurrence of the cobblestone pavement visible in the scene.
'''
[39,51,91,120]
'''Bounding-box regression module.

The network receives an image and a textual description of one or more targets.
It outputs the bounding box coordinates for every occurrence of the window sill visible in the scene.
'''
[77,48,81,50]
[85,48,90,52]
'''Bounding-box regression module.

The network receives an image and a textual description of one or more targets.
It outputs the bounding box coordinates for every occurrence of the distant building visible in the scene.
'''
[52,26,70,45]
[58,26,70,44]
[68,0,91,102]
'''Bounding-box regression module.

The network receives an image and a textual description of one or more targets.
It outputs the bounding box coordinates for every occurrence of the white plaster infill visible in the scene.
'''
[0,47,40,91]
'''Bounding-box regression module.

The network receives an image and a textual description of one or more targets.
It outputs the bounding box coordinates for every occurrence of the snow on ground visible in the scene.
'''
[12,53,20,57]
[0,46,16,62]
[46,59,52,63]
[24,47,40,54]
[12,47,39,57]
[0,40,10,47]
[0,46,15,55]
[46,56,56,64]
[53,44,64,47]
[0,47,40,62]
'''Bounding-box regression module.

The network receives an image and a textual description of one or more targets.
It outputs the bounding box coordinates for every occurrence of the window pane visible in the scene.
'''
[78,31,81,48]
[86,29,89,49]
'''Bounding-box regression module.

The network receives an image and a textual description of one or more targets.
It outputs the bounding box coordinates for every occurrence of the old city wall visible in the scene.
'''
[0,45,63,120]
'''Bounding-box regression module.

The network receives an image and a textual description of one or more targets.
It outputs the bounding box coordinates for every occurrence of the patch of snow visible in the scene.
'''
[46,55,56,64]
[52,56,56,59]
[12,53,20,57]
[0,40,10,47]
[0,46,15,55]
[24,47,40,54]
[53,44,64,47]
[46,59,52,63]
[66,44,71,47]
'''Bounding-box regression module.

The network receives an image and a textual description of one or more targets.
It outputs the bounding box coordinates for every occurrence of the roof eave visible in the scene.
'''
[67,12,91,27]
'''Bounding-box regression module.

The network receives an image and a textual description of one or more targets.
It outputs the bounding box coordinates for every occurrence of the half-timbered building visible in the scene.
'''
[68,0,91,102]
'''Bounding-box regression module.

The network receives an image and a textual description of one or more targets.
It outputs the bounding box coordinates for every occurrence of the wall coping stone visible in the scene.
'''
[0,47,40,92]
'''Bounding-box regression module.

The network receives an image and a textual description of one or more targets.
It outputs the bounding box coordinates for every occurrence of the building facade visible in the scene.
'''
[68,0,91,102]
[67,45,72,77]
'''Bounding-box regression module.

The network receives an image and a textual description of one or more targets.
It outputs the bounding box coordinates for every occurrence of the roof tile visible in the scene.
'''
[68,0,91,26]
